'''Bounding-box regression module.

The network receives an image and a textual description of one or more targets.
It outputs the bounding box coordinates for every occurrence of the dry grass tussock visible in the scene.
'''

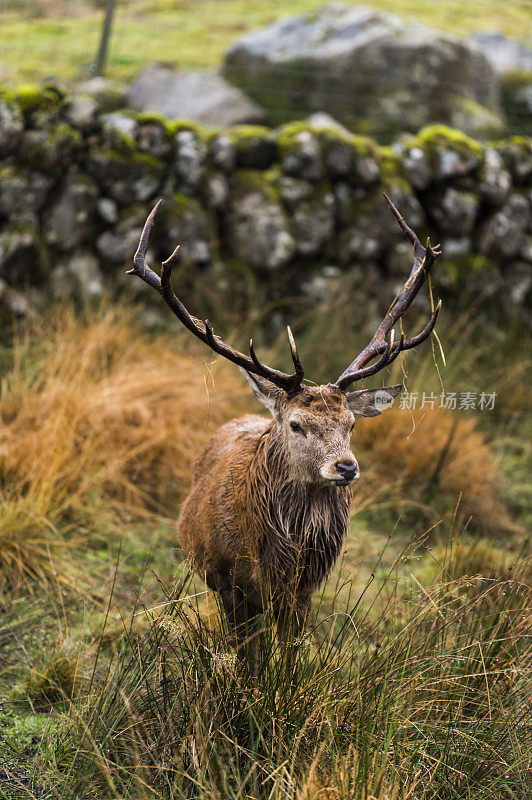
[355,404,512,533]
[0,306,248,588]
[43,568,531,799]
[0,306,514,588]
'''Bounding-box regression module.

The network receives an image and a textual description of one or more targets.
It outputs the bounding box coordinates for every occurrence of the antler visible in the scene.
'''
[335,195,441,391]
[127,200,305,394]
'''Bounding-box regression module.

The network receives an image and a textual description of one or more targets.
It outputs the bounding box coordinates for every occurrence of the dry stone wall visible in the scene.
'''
[0,85,531,322]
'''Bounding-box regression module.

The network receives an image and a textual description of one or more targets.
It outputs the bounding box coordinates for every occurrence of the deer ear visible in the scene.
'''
[241,370,283,417]
[346,384,402,417]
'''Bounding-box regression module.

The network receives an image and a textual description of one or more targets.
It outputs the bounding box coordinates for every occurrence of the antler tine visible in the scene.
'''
[129,201,305,394]
[348,330,396,382]
[287,326,304,382]
[335,196,441,390]
[127,198,164,290]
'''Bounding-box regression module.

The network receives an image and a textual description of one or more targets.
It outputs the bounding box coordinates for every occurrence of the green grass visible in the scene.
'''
[1,544,530,799]
[0,290,529,798]
[0,0,530,86]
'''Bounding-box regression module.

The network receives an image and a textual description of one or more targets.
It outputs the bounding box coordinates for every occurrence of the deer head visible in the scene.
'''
[128,197,441,487]
[242,376,403,486]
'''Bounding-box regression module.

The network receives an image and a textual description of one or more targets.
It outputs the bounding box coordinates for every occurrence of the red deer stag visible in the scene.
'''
[129,195,441,655]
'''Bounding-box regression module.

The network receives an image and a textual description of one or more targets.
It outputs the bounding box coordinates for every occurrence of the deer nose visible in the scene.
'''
[335,459,359,480]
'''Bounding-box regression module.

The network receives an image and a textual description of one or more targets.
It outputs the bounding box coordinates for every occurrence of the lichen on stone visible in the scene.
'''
[416,124,485,174]
[167,118,209,142]
[87,147,165,205]
[21,123,82,173]
[6,83,64,125]
[226,124,278,169]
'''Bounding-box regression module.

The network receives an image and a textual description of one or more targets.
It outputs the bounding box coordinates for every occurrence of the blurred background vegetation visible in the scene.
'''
[0,0,530,85]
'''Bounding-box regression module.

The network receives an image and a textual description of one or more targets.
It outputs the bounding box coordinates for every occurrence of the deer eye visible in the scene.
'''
[290,421,305,434]
[350,422,355,432]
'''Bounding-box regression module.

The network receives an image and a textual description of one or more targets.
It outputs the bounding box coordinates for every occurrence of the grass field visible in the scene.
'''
[0,0,531,86]
[0,3,531,796]
[0,297,530,797]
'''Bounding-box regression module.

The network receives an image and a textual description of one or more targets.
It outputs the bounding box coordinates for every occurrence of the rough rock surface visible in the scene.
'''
[0,226,43,286]
[471,32,532,74]
[51,252,105,300]
[227,179,296,270]
[126,63,265,127]
[160,195,213,266]
[469,33,532,137]
[223,3,502,136]
[87,148,164,205]
[96,206,149,265]
[0,84,530,319]
[45,175,98,251]
[478,194,530,262]
[174,129,207,194]
[0,166,53,224]
[428,188,479,236]
[0,101,24,156]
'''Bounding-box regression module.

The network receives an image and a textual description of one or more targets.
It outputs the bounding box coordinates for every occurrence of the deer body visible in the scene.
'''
[178,401,352,630]
[129,197,441,653]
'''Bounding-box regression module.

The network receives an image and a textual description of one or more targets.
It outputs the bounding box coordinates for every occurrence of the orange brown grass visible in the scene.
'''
[0,305,511,588]
[0,305,249,588]
[355,404,512,533]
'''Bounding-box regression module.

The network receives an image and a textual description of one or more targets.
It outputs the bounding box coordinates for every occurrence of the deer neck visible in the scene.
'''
[249,423,352,542]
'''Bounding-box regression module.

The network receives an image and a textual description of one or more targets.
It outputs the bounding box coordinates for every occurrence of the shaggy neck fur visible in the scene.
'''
[246,423,351,597]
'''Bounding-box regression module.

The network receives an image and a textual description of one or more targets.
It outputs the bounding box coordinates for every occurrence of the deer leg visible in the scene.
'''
[220,584,262,670]
[276,598,310,682]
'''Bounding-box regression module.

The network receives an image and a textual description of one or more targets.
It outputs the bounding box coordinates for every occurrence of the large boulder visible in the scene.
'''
[223,3,502,138]
[126,63,265,127]
[471,32,532,74]
[470,33,532,136]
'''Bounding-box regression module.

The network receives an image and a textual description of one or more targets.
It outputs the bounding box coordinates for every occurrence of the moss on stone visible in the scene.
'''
[276,121,317,154]
[379,146,407,186]
[313,125,380,158]
[22,123,82,172]
[167,118,210,141]
[452,97,505,139]
[165,192,203,215]
[320,127,381,155]
[228,124,273,142]
[96,147,163,170]
[225,124,277,168]
[7,83,64,120]
[46,122,80,145]
[0,164,18,181]
[500,72,532,136]
[418,124,485,163]
[233,167,282,203]
[102,127,137,156]
[132,110,174,135]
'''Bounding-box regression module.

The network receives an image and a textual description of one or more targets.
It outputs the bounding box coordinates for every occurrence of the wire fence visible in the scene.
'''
[1,0,530,82]
[0,0,530,134]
